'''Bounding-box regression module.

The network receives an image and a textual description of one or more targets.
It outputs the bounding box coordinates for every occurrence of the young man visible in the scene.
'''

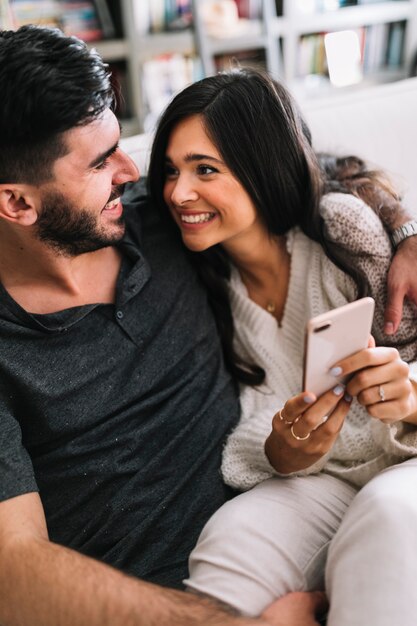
[0,25,414,626]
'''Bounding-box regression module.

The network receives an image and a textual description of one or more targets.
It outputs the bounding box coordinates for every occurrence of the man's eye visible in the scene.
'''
[197,165,217,175]
[96,159,110,171]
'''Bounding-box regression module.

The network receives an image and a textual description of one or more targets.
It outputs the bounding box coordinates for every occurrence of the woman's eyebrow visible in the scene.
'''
[165,153,223,164]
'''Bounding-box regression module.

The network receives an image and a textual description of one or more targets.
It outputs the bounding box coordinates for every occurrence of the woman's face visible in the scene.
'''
[163,114,264,253]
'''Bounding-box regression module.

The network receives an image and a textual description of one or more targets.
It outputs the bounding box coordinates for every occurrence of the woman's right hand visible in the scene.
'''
[265,385,352,474]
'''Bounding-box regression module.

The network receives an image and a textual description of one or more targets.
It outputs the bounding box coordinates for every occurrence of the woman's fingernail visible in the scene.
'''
[330,366,343,376]
[303,395,314,403]
[333,384,345,396]
[344,393,353,402]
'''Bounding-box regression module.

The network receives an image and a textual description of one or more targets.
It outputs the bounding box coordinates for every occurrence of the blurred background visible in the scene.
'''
[1,0,416,135]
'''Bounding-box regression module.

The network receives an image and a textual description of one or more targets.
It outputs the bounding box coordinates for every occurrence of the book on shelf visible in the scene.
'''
[357,0,392,4]
[149,0,165,33]
[294,0,351,13]
[105,0,123,38]
[166,0,192,31]
[357,0,408,4]
[386,20,405,68]
[234,0,262,20]
[297,33,328,76]
[363,22,388,72]
[214,47,267,72]
[9,1,62,29]
[147,0,192,33]
[316,0,365,7]
[59,1,104,41]
[132,1,151,35]
[93,0,115,39]
[201,1,261,38]
[296,18,406,81]
[9,0,109,42]
[141,52,202,131]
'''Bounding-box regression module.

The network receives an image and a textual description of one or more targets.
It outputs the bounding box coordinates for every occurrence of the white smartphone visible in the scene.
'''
[303,297,375,396]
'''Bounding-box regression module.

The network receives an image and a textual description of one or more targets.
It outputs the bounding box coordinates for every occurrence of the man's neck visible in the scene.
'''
[0,239,122,314]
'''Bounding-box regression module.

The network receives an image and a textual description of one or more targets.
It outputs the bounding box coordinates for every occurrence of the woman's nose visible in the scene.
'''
[170,176,199,206]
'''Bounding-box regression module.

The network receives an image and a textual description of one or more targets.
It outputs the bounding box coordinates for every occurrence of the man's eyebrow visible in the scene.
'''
[88,141,119,168]
[165,153,224,164]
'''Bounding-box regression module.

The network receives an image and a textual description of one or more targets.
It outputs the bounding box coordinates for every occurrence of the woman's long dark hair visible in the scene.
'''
[148,67,400,386]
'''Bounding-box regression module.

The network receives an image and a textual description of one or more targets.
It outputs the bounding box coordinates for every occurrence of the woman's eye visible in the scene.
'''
[164,164,178,178]
[197,165,217,175]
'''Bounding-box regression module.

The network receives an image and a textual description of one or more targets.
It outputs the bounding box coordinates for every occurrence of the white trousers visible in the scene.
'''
[185,458,417,625]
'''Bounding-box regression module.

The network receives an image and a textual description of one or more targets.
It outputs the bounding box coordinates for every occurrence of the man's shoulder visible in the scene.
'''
[122,178,171,234]
[122,178,151,230]
[121,178,185,263]
[122,178,149,209]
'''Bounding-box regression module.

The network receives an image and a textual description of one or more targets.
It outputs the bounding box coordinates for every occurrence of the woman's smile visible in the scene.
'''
[179,211,217,225]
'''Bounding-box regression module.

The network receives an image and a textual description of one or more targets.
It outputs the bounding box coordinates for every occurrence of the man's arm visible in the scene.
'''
[0,493,325,626]
[385,235,417,335]
[263,592,328,626]
[372,201,417,335]
[0,492,255,626]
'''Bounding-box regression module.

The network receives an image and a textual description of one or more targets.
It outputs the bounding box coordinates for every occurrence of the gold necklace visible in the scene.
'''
[266,301,276,314]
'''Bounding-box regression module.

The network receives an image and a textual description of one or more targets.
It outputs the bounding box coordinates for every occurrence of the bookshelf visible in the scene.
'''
[1,1,417,133]
[194,0,417,102]
[122,1,197,133]
[192,0,280,77]
[276,0,415,100]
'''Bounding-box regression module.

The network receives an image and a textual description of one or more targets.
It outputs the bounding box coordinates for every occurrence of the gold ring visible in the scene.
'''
[378,385,386,402]
[278,408,295,425]
[290,421,311,441]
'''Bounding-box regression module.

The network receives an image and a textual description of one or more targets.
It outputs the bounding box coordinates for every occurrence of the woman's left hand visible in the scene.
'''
[334,339,417,425]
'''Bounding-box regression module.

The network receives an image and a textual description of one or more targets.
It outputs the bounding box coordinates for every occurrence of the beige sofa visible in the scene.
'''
[121,76,417,210]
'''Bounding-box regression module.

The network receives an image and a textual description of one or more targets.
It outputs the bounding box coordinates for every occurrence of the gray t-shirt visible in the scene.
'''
[0,181,239,588]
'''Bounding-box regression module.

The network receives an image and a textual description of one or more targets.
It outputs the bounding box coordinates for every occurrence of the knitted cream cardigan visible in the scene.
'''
[222,193,417,490]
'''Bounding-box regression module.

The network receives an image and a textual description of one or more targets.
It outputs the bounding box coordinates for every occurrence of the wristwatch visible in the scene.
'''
[390,220,417,248]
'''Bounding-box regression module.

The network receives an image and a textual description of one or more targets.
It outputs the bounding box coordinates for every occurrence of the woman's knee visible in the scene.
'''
[350,461,417,530]
[185,485,308,615]
[186,476,353,615]
[328,460,417,572]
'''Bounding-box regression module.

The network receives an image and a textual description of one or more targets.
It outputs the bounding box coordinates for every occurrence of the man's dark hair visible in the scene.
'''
[0,25,114,184]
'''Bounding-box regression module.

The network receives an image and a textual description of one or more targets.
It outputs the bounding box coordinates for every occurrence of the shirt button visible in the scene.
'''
[116,310,124,320]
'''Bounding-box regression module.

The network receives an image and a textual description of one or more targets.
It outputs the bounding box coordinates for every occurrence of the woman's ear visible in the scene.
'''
[0,185,39,226]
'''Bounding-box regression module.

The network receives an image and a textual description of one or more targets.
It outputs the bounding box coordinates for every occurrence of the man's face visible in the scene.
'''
[36,109,139,256]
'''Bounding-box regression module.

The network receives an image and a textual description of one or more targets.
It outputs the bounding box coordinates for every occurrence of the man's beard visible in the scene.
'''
[36,189,126,256]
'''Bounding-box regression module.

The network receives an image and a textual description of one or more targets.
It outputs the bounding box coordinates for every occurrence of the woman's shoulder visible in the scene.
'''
[319,192,391,256]
[286,226,319,256]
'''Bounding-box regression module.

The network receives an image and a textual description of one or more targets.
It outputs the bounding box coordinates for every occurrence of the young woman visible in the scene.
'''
[148,68,417,626]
